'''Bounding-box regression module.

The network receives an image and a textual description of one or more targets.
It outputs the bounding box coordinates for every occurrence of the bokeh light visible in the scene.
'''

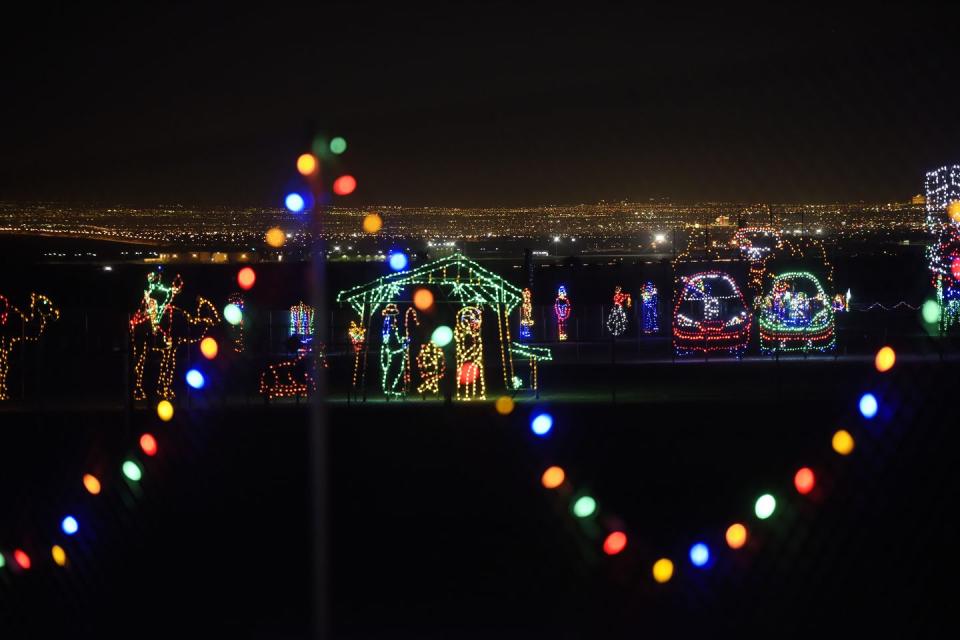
[13,549,31,570]
[530,413,553,436]
[122,460,142,482]
[333,175,357,196]
[875,346,896,373]
[296,153,318,176]
[431,325,453,347]
[754,494,776,519]
[603,531,628,556]
[200,337,219,360]
[388,252,409,271]
[284,192,305,213]
[541,466,565,489]
[689,543,710,567]
[859,393,878,419]
[61,516,79,536]
[186,368,205,390]
[572,495,597,518]
[832,429,855,455]
[140,433,158,457]
[83,473,102,495]
[953,257,960,281]
[156,400,174,422]
[494,396,514,415]
[237,266,256,290]
[794,467,815,494]
[224,303,243,326]
[51,545,67,567]
[362,213,383,234]
[948,200,960,223]
[330,136,347,155]
[413,288,434,311]
[725,523,747,549]
[652,558,674,583]
[922,299,941,325]
[265,227,286,248]
[0,552,5,568]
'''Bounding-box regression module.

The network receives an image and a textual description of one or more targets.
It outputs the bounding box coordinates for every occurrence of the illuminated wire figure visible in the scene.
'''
[403,307,420,393]
[454,306,485,400]
[348,320,366,389]
[554,285,572,341]
[641,281,660,334]
[289,300,315,355]
[227,292,245,353]
[606,285,632,336]
[0,293,59,401]
[519,287,534,340]
[380,304,408,398]
[130,272,219,400]
[143,271,182,331]
[416,342,446,395]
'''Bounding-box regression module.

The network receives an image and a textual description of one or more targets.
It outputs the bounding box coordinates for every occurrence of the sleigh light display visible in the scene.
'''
[757,271,836,353]
[673,272,752,355]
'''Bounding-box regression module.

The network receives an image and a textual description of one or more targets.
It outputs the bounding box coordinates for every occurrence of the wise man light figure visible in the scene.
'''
[380,304,408,398]
[554,285,572,341]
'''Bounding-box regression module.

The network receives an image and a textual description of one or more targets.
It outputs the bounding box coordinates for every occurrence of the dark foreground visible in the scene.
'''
[1,360,956,637]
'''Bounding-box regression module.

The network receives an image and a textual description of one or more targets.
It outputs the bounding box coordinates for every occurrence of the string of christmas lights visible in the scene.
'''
[227,292,245,353]
[454,306,485,400]
[519,287,534,340]
[348,320,366,388]
[924,165,960,331]
[416,342,445,395]
[380,303,408,398]
[403,307,420,394]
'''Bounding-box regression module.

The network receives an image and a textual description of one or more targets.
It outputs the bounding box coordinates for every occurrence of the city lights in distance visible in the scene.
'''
[495,396,514,415]
[61,516,79,535]
[530,413,553,436]
[122,460,143,482]
[296,153,318,176]
[237,267,256,290]
[652,558,674,584]
[572,495,596,518]
[541,466,565,489]
[859,393,878,419]
[603,531,627,556]
[140,433,158,457]
[875,346,895,373]
[156,400,174,422]
[362,213,383,234]
[794,467,815,495]
[413,288,434,311]
[689,543,710,567]
[284,193,305,213]
[83,473,102,495]
[333,175,357,196]
[725,523,747,549]
[330,136,347,155]
[755,494,776,519]
[654,233,666,243]
[224,303,243,326]
[200,337,219,359]
[186,369,205,390]
[430,325,453,347]
[832,429,855,455]
[388,252,409,271]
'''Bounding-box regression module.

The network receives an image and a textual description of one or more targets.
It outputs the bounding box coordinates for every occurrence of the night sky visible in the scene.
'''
[2,4,959,207]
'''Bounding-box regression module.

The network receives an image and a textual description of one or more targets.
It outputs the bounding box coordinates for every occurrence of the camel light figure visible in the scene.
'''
[129,273,219,400]
[0,293,59,401]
